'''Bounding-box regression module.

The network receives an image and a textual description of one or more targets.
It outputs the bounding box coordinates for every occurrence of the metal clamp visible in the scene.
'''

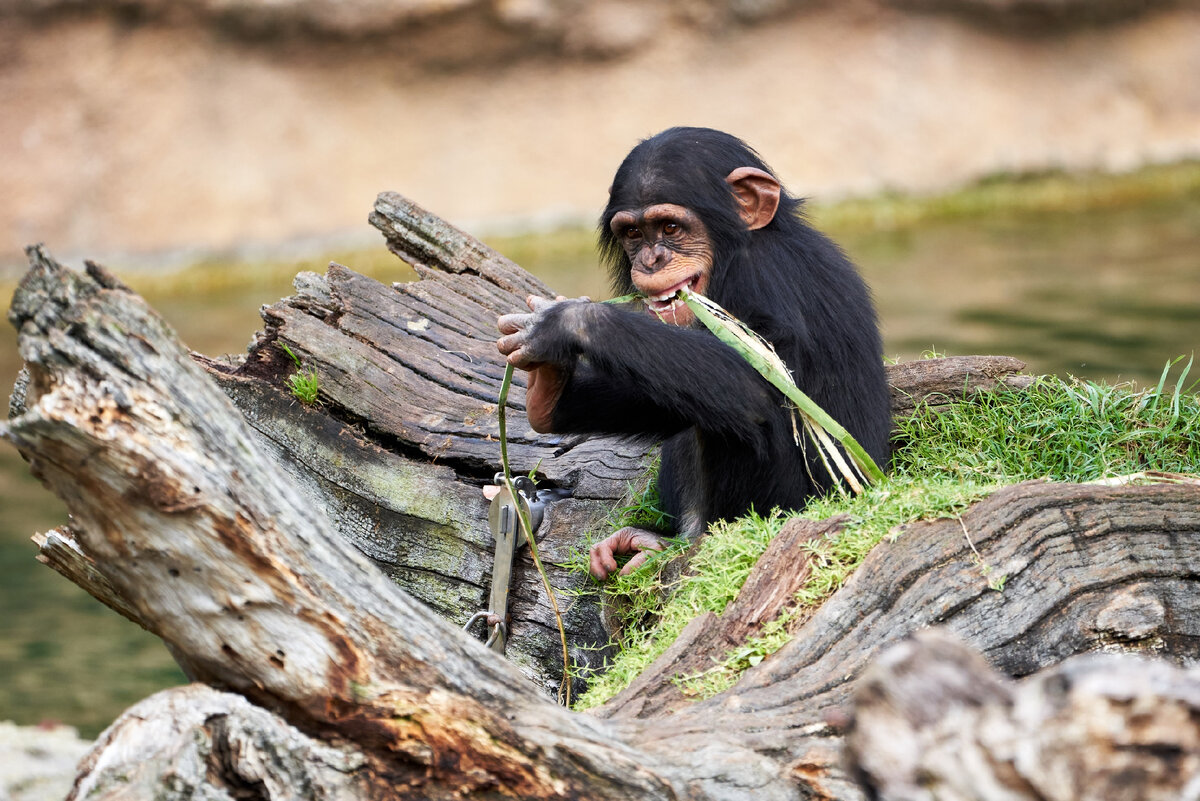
[463,474,545,654]
[462,611,507,650]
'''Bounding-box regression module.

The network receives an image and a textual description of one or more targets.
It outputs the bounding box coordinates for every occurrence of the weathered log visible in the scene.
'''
[185,193,1033,695]
[8,234,1200,799]
[584,477,1200,798]
[846,628,1200,801]
[886,354,1032,416]
[640,478,1200,795]
[70,684,372,801]
[8,248,733,799]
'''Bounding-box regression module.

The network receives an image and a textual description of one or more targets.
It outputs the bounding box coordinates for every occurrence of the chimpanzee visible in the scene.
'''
[497,127,891,580]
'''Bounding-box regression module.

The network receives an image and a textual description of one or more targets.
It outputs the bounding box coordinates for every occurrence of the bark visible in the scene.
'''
[32,525,141,625]
[846,627,1200,801]
[602,476,1200,724]
[69,684,372,801]
[6,196,1199,799]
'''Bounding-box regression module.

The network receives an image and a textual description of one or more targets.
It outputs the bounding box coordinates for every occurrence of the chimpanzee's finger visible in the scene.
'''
[525,295,555,312]
[618,551,652,576]
[631,532,666,553]
[507,348,538,369]
[496,331,528,357]
[497,312,534,335]
[589,541,619,581]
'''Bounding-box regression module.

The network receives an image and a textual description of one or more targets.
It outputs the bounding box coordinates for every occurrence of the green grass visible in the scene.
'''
[897,357,1199,482]
[286,368,321,404]
[810,160,1200,233]
[572,357,1200,709]
[279,342,321,404]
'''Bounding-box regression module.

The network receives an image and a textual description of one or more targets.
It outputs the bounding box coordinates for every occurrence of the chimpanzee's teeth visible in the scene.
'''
[642,280,698,307]
[648,288,683,302]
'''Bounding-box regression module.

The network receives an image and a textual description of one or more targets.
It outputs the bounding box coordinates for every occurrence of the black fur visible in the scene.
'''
[541,127,890,537]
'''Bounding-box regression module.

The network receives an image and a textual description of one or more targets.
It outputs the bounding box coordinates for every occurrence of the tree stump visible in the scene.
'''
[7,196,1198,800]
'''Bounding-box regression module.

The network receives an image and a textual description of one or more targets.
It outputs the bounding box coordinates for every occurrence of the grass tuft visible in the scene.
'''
[279,343,321,404]
[286,368,321,404]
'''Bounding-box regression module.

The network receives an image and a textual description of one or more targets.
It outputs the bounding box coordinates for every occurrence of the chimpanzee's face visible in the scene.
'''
[608,203,712,327]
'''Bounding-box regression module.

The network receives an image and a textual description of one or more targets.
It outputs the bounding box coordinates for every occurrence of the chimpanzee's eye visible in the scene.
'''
[624,227,642,240]
[663,222,680,236]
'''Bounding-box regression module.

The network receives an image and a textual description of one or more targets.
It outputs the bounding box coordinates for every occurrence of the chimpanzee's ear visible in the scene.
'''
[725,167,781,230]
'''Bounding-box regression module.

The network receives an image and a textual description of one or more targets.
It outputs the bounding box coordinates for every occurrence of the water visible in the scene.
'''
[852,196,1200,383]
[1,195,1197,737]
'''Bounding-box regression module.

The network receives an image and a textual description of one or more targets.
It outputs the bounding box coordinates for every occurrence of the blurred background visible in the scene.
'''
[1,0,1198,743]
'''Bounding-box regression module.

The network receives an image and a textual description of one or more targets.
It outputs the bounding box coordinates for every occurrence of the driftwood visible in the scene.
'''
[6,195,1199,799]
[70,684,372,800]
[846,628,1200,801]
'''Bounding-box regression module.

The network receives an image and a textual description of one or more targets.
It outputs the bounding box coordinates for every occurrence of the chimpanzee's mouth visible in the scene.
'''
[642,276,700,314]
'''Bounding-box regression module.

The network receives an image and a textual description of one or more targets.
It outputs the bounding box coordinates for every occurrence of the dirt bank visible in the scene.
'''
[1,2,1198,269]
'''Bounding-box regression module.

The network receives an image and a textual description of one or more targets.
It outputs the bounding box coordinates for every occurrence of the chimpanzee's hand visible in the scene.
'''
[496,295,589,369]
[497,295,591,433]
[589,527,667,581]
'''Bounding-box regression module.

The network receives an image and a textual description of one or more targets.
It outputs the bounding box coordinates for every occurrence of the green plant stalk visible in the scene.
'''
[680,290,885,484]
[603,293,640,305]
[497,363,572,705]
[279,342,302,367]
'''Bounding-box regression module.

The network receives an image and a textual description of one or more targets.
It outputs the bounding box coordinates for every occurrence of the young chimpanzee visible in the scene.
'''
[497,127,891,580]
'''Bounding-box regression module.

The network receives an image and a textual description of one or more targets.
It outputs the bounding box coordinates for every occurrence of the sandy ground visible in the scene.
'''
[1,7,1199,267]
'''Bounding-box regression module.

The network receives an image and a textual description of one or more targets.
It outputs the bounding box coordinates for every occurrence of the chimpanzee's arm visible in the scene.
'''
[499,297,781,451]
